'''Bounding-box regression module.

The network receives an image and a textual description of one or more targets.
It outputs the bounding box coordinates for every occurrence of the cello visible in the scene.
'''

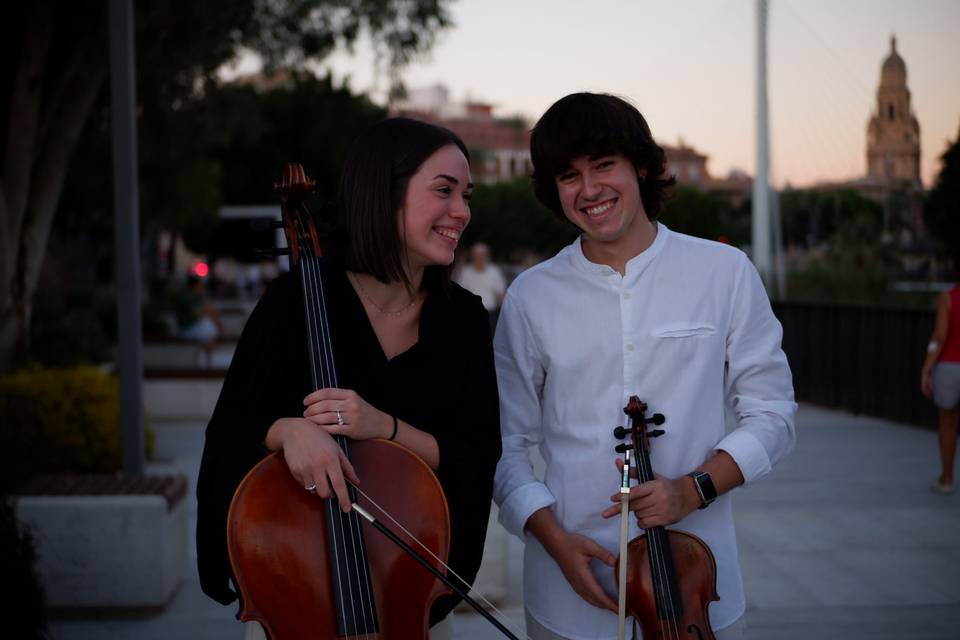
[613,396,719,640]
[226,164,520,639]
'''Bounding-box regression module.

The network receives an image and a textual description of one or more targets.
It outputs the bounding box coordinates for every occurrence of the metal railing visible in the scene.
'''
[772,301,937,427]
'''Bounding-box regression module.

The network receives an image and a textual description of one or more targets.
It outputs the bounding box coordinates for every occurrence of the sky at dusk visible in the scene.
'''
[229,0,960,188]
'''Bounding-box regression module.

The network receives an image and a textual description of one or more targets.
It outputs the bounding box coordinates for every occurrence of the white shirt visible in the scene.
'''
[493,223,796,639]
[455,263,506,312]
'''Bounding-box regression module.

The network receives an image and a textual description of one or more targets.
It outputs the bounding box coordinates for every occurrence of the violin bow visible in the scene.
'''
[617,449,632,640]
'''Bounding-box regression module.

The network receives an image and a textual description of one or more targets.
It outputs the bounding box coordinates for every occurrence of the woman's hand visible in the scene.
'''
[922,367,934,399]
[266,417,360,511]
[302,388,392,441]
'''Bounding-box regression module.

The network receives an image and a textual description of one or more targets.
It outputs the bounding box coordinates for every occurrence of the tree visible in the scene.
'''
[0,0,454,373]
[924,129,960,256]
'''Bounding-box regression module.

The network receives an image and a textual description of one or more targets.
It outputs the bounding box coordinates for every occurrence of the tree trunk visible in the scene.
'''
[0,8,106,375]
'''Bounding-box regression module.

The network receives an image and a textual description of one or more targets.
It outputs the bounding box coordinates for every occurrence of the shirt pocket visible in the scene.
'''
[651,323,717,339]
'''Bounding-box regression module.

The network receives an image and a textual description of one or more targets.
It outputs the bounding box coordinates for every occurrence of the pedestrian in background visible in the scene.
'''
[921,260,960,494]
[455,242,506,332]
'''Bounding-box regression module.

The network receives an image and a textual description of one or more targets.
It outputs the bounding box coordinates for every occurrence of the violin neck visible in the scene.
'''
[634,439,685,621]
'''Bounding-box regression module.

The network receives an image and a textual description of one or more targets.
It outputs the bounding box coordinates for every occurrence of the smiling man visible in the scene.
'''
[493,93,797,640]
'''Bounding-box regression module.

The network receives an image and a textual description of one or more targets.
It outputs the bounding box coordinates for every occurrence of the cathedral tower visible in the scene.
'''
[866,36,921,186]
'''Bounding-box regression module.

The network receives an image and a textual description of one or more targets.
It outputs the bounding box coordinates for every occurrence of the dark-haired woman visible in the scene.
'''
[196,118,501,639]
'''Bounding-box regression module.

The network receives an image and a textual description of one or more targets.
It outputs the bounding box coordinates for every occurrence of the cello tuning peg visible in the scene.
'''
[613,426,629,439]
[645,413,666,426]
[254,248,291,259]
[648,429,665,438]
[614,443,634,454]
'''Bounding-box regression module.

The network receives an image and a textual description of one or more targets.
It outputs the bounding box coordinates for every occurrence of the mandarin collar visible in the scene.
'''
[568,222,671,283]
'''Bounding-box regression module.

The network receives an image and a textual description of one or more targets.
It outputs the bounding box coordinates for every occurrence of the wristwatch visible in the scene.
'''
[687,471,717,509]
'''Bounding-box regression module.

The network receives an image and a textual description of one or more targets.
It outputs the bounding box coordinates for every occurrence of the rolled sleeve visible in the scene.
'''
[721,255,797,484]
[497,480,557,538]
[493,290,556,538]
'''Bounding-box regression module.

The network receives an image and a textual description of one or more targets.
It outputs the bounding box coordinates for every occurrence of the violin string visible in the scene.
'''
[297,250,356,635]
[350,483,535,640]
[306,250,377,637]
[634,420,679,640]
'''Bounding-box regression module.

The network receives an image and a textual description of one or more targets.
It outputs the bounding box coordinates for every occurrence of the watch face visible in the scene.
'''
[698,472,717,502]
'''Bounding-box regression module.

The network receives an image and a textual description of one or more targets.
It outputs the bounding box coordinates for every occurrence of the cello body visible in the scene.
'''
[228,442,452,639]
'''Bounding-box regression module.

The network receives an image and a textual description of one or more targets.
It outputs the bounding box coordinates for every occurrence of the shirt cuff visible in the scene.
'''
[497,481,557,538]
[715,428,773,484]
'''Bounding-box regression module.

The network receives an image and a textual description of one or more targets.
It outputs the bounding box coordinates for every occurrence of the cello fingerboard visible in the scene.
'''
[299,254,380,636]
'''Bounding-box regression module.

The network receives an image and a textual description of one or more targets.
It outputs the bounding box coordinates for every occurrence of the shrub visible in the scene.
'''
[0,367,154,491]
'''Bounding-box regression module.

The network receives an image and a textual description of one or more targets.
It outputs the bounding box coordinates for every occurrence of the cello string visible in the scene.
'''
[296,249,355,634]
[311,254,378,636]
[304,251,374,637]
[350,483,535,640]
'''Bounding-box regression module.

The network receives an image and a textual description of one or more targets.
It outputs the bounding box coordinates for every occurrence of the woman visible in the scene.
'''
[921,265,960,494]
[196,118,502,637]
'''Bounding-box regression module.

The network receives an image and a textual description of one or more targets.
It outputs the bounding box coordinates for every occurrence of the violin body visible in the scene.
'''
[228,441,452,639]
[613,396,720,640]
[617,529,719,640]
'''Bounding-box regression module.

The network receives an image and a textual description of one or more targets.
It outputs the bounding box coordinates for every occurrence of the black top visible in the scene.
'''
[195,266,502,623]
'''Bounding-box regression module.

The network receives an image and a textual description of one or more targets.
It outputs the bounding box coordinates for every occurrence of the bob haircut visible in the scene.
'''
[334,117,470,291]
[530,92,676,222]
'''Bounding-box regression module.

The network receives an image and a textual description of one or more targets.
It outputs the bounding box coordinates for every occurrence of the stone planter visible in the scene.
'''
[14,474,188,609]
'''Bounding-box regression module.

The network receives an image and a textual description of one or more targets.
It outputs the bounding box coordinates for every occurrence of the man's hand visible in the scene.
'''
[546,531,618,612]
[525,507,618,612]
[602,476,699,529]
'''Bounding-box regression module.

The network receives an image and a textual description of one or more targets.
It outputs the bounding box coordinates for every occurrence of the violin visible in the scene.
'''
[614,396,719,640]
[225,164,519,639]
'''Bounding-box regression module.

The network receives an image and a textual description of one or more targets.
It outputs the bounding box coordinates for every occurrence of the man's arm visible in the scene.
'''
[493,291,618,612]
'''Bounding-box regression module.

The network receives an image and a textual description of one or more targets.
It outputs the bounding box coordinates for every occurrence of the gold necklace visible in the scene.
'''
[348,272,419,316]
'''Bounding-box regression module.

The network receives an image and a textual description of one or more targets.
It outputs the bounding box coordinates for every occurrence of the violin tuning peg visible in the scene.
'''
[648,429,665,438]
[613,426,629,439]
[614,443,634,454]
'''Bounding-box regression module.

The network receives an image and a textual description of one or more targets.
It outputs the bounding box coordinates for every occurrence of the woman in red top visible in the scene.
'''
[921,278,960,494]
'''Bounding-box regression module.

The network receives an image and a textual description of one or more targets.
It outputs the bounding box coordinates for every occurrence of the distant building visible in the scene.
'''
[393,84,531,184]
[662,139,752,208]
[865,36,921,188]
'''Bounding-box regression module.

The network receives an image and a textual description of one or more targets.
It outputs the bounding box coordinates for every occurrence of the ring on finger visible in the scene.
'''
[336,409,344,426]
[305,483,317,492]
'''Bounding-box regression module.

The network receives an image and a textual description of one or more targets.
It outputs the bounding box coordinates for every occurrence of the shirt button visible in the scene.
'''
[626,343,635,351]
[623,292,632,299]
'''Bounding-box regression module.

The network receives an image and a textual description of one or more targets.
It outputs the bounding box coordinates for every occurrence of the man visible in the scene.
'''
[493,92,796,639]
[455,242,507,332]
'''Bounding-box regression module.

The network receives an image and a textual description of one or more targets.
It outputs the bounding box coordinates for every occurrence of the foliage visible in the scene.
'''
[463,178,577,262]
[0,367,154,491]
[778,188,906,305]
[0,0,454,373]
[924,133,960,256]
[659,185,748,245]
[0,498,47,639]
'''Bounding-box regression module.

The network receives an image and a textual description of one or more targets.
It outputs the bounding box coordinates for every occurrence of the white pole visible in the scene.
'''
[753,0,772,285]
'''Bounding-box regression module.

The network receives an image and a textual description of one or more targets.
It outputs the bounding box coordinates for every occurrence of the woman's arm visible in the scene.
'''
[301,387,440,470]
[922,291,951,398]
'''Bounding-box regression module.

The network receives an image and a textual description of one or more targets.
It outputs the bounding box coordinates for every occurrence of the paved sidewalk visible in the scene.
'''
[49,404,959,639]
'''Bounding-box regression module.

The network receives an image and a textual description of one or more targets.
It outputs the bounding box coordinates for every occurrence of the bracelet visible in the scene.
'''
[389,415,399,441]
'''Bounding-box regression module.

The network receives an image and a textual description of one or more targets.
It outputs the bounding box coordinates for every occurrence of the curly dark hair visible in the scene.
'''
[530,92,676,222]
